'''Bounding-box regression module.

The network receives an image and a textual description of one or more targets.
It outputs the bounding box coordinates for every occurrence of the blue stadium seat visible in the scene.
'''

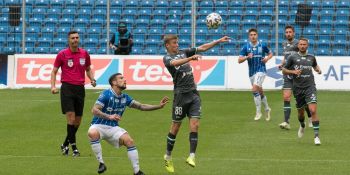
[122,9,137,20]
[319,19,333,30]
[25,0,35,6]
[258,29,270,40]
[257,19,271,30]
[333,20,348,30]
[90,18,105,28]
[317,39,330,50]
[261,0,274,9]
[179,38,191,48]
[196,28,208,40]
[278,0,290,9]
[332,49,347,56]
[195,38,206,46]
[125,0,138,8]
[111,0,123,8]
[87,28,101,38]
[110,9,122,20]
[50,0,64,8]
[47,8,61,19]
[25,37,36,48]
[135,19,149,29]
[35,0,49,8]
[170,0,183,10]
[0,17,9,27]
[199,0,214,10]
[185,1,198,9]
[148,28,163,40]
[97,47,107,54]
[306,19,318,29]
[131,47,142,55]
[318,28,333,40]
[242,20,256,31]
[50,47,63,53]
[319,10,334,21]
[28,18,42,28]
[43,18,58,29]
[5,0,20,6]
[179,28,191,40]
[245,0,259,8]
[196,19,207,29]
[84,38,97,48]
[137,9,152,20]
[159,47,167,55]
[225,28,238,39]
[59,18,73,28]
[122,18,134,29]
[335,10,349,21]
[180,19,191,29]
[133,38,144,48]
[277,10,289,21]
[141,0,153,8]
[23,47,34,54]
[65,0,79,9]
[37,37,52,48]
[164,28,177,35]
[32,8,46,19]
[145,39,159,49]
[308,1,320,9]
[80,0,93,9]
[53,38,67,48]
[216,9,228,20]
[143,48,158,55]
[150,19,164,30]
[183,9,193,20]
[208,28,224,40]
[62,9,76,19]
[57,27,70,38]
[229,0,244,9]
[93,9,107,20]
[40,27,54,39]
[221,48,235,56]
[34,47,49,54]
[84,48,96,54]
[337,0,350,8]
[322,0,334,9]
[168,9,183,20]
[206,47,219,56]
[259,9,273,21]
[290,0,304,8]
[26,26,40,38]
[304,28,317,40]
[165,19,180,29]
[98,38,108,48]
[75,18,88,28]
[226,19,240,29]
[3,47,20,54]
[315,49,329,56]
[77,9,91,20]
[332,39,347,49]
[153,9,167,20]
[334,29,347,40]
[73,28,86,36]
[216,0,228,10]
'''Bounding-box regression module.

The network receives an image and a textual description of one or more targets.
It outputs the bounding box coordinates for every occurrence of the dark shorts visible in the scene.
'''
[172,90,201,122]
[282,75,293,89]
[60,82,85,116]
[293,86,317,109]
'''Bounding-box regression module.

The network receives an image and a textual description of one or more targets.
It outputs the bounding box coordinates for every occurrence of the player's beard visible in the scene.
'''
[118,84,126,90]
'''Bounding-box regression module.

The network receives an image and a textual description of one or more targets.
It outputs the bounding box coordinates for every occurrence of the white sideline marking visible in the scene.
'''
[0,155,349,163]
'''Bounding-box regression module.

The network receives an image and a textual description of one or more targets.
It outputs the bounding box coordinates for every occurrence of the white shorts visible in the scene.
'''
[249,72,266,87]
[88,124,127,148]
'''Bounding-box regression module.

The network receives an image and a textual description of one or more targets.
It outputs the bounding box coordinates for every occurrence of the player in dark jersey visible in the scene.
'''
[282,38,322,145]
[279,25,312,130]
[162,34,229,172]
[88,73,169,175]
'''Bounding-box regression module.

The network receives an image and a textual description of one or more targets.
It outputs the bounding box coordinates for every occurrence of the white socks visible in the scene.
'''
[90,140,104,164]
[261,95,270,111]
[253,92,262,115]
[127,146,140,174]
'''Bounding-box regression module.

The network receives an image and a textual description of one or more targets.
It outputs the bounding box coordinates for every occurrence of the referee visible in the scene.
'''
[51,31,96,156]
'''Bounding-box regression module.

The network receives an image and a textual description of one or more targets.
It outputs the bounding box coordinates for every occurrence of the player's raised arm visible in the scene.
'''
[130,96,169,111]
[170,55,202,67]
[197,36,230,52]
[91,104,121,121]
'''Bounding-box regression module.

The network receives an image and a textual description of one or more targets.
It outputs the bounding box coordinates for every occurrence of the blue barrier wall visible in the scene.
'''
[0,55,7,85]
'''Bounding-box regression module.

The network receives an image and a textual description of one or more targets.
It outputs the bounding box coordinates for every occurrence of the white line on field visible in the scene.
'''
[0,155,348,163]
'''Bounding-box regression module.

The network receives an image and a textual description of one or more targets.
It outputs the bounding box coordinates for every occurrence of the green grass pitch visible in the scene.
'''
[0,89,349,175]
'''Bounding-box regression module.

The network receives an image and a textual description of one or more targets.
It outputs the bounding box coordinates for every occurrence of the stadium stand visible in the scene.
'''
[0,0,349,55]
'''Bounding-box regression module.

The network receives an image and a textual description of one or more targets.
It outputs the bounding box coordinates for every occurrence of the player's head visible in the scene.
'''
[285,25,295,41]
[298,38,309,53]
[248,28,258,43]
[68,31,80,48]
[164,34,179,54]
[109,73,127,90]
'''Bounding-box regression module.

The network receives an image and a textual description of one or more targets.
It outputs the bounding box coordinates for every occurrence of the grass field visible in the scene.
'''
[0,89,349,175]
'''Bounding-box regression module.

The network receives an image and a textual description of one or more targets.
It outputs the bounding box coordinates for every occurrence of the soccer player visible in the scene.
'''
[88,73,169,175]
[238,28,273,121]
[162,34,229,173]
[282,38,322,145]
[279,25,313,130]
[51,30,96,157]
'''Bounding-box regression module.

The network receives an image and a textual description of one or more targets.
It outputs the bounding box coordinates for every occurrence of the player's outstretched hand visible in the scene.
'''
[190,54,202,61]
[278,64,283,70]
[294,69,302,76]
[51,87,59,94]
[108,114,121,121]
[91,79,97,87]
[218,36,230,43]
[160,96,170,108]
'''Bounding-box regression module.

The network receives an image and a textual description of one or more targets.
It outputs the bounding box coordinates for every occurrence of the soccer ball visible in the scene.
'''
[206,12,222,29]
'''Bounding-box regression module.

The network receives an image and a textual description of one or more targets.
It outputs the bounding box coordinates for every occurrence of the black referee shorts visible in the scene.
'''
[60,82,85,116]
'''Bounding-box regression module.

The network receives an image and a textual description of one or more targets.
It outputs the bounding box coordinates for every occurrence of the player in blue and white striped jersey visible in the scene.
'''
[88,73,169,175]
[239,28,273,121]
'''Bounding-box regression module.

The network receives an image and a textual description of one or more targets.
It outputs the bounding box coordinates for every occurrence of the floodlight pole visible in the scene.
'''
[191,0,196,48]
[106,0,110,54]
[275,0,279,56]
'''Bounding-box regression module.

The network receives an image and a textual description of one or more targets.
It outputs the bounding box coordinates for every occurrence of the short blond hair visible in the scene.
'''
[163,34,178,45]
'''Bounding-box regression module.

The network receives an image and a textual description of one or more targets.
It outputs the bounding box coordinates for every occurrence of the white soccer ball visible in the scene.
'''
[206,12,222,29]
